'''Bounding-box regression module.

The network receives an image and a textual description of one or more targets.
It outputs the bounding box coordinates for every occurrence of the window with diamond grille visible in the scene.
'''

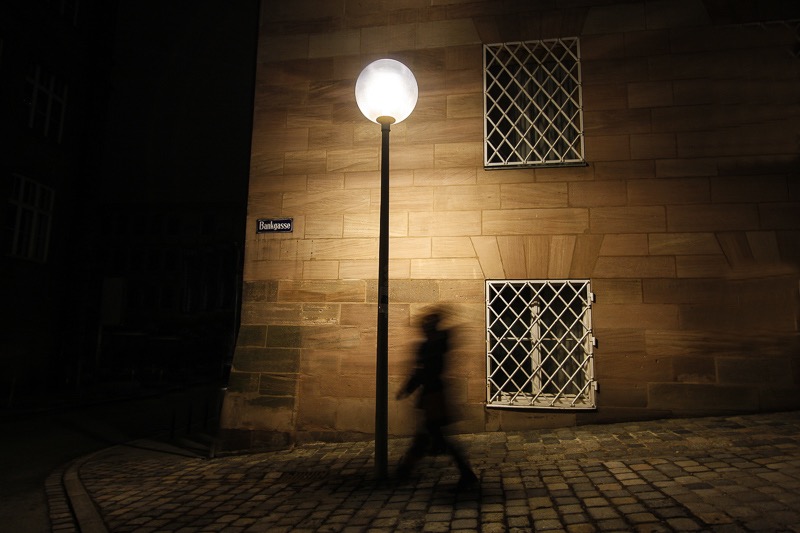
[486,280,595,409]
[484,38,584,168]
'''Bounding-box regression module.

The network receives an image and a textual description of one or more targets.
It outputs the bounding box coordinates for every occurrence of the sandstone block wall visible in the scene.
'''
[220,0,800,450]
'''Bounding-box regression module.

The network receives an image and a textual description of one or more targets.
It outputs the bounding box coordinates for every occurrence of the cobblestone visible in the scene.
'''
[47,411,800,531]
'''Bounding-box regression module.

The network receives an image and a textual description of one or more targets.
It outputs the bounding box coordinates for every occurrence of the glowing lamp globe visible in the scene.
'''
[355,59,418,125]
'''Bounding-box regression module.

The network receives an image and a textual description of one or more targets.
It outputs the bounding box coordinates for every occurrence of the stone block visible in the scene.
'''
[227,371,260,394]
[267,325,302,348]
[711,176,788,203]
[600,234,649,256]
[326,147,379,173]
[446,93,482,118]
[410,258,484,279]
[432,236,474,258]
[569,180,626,207]
[406,118,482,144]
[437,280,484,303]
[434,142,482,168]
[569,235,603,278]
[717,232,754,267]
[525,235,550,278]
[300,303,341,324]
[594,328,646,353]
[389,279,440,303]
[628,177,710,206]
[717,356,794,386]
[583,3,645,34]
[237,325,268,347]
[645,0,710,29]
[592,279,642,304]
[395,142,436,172]
[283,189,371,215]
[672,356,715,383]
[297,391,337,430]
[311,238,376,260]
[284,149,327,174]
[746,231,781,262]
[582,83,627,111]
[594,256,675,278]
[594,160,654,180]
[595,353,672,382]
[548,235,576,278]
[647,383,758,412]
[655,158,717,178]
[628,80,674,108]
[303,261,339,279]
[648,232,721,256]
[483,208,589,235]
[233,347,300,373]
[667,204,759,232]
[675,255,731,278]
[409,210,481,236]
[497,236,527,279]
[342,212,408,237]
[414,167,476,186]
[590,206,665,233]
[241,303,302,325]
[309,125,353,151]
[301,325,361,350]
[320,374,375,399]
[277,280,366,302]
[584,108,652,135]
[630,133,677,160]
[760,202,800,230]
[592,303,679,330]
[305,214,344,238]
[535,164,595,183]
[501,183,568,209]
[584,134,631,161]
[434,184,500,211]
[471,236,504,279]
[337,397,375,433]
[242,281,279,303]
[595,380,648,408]
[259,373,298,396]
[416,18,480,48]
[642,278,727,304]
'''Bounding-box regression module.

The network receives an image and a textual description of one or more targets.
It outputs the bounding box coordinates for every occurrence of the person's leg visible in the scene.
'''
[397,431,429,480]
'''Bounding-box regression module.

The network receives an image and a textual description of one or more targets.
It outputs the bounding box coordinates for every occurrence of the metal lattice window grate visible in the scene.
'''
[486,280,595,409]
[484,38,584,168]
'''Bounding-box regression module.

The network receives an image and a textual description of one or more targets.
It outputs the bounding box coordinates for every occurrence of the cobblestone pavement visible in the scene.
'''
[50,411,800,532]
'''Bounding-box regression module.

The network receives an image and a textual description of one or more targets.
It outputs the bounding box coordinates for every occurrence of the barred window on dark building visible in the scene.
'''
[484,38,585,168]
[6,174,55,262]
[24,65,68,143]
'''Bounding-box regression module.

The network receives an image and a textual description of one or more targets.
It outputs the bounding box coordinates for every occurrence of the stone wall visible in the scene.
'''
[220,0,800,450]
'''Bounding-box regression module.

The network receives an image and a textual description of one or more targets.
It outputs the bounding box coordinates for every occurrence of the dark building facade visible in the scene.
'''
[0,0,117,405]
[1,0,258,407]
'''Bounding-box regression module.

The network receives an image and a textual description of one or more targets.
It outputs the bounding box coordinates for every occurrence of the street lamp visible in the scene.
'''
[355,58,418,480]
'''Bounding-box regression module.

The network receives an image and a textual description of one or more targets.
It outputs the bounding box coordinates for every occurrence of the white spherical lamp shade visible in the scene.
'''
[355,59,418,125]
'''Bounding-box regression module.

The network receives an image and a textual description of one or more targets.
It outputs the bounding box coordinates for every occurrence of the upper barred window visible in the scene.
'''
[483,38,585,168]
[25,65,68,143]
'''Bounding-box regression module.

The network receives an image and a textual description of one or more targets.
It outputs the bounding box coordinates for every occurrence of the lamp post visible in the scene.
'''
[355,58,418,480]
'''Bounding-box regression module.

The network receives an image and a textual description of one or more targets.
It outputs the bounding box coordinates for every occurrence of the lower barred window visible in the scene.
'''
[486,280,596,409]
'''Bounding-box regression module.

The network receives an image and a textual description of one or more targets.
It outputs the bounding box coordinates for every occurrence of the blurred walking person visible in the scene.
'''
[396,312,478,489]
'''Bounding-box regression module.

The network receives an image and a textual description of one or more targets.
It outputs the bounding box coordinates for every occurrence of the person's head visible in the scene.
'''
[420,312,441,336]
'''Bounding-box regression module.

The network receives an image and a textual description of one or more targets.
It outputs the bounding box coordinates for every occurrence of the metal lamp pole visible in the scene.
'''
[355,59,418,481]
[375,117,392,479]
